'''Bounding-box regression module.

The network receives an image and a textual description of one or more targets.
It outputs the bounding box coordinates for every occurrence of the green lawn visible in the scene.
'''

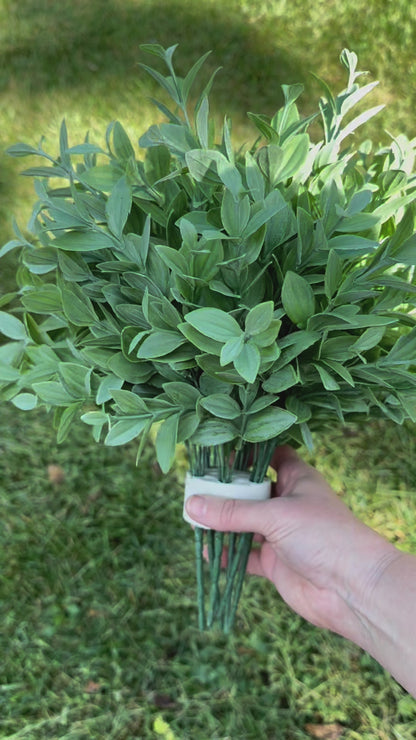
[1,0,416,737]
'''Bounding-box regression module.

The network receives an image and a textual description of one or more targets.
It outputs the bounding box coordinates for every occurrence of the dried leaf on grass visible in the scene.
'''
[305,723,344,739]
[47,463,65,484]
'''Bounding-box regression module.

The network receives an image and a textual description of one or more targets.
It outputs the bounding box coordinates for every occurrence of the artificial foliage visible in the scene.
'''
[1,46,416,630]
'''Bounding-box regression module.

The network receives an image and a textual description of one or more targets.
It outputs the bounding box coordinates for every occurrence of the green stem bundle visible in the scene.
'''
[187,440,276,632]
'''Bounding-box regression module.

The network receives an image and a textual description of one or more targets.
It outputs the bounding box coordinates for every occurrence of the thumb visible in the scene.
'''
[186,494,274,535]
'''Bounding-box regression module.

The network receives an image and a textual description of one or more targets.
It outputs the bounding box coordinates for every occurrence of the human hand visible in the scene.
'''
[186,445,399,646]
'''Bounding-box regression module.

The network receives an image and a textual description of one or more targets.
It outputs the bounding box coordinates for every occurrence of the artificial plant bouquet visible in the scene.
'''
[1,46,416,632]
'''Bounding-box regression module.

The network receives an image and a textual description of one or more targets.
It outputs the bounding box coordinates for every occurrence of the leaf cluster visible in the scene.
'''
[1,46,416,472]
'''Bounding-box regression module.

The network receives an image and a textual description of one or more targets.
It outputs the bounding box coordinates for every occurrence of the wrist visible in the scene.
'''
[342,538,416,695]
[334,524,401,648]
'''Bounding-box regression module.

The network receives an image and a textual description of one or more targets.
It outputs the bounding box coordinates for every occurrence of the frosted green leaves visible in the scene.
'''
[183,302,280,384]
[281,272,315,327]
[2,42,416,472]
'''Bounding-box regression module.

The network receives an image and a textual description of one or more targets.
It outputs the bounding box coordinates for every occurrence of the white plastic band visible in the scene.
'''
[183,469,272,529]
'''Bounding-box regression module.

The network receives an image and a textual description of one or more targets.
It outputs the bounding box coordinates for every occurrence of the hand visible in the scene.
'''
[186,446,399,646]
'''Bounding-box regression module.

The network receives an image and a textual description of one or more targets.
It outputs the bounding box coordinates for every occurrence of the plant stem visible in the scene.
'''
[224,531,236,628]
[194,527,206,630]
[188,439,279,632]
[207,531,224,627]
[225,532,254,633]
[216,532,246,626]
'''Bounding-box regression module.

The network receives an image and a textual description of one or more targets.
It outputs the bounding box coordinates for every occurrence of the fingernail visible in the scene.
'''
[186,495,207,520]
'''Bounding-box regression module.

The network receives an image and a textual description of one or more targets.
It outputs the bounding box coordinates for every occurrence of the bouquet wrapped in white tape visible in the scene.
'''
[1,46,416,631]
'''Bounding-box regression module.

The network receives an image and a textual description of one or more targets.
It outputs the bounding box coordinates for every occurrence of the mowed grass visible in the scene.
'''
[1,0,416,737]
[1,406,416,739]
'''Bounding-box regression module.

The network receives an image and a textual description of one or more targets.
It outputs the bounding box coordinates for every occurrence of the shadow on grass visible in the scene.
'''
[1,0,311,117]
[0,0,326,259]
[0,0,316,265]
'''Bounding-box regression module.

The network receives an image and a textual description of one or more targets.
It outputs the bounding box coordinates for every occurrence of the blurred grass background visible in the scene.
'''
[1,0,416,737]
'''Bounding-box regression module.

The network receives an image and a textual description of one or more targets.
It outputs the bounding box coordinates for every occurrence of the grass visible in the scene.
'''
[1,0,416,737]
[1,0,416,250]
[1,407,416,739]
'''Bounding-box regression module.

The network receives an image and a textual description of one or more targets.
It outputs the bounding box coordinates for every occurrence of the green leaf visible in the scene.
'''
[81,411,109,426]
[199,393,241,420]
[156,413,179,473]
[142,122,197,156]
[58,403,83,442]
[320,335,356,360]
[245,302,274,335]
[281,271,316,326]
[274,331,320,368]
[32,381,74,406]
[252,319,282,348]
[234,342,261,384]
[112,121,135,161]
[351,326,386,354]
[0,364,21,382]
[11,392,38,410]
[216,157,243,199]
[257,145,283,186]
[107,353,153,383]
[243,407,296,442]
[328,235,378,256]
[221,190,250,236]
[335,213,380,232]
[196,354,244,384]
[162,382,201,408]
[61,284,98,326]
[58,362,92,399]
[324,249,343,300]
[21,285,63,314]
[178,322,223,355]
[247,113,280,143]
[337,105,384,144]
[262,365,298,393]
[0,239,23,259]
[105,417,149,446]
[245,151,265,201]
[81,164,124,191]
[139,62,180,106]
[383,327,416,365]
[155,245,189,275]
[6,142,43,157]
[296,207,314,263]
[58,251,93,282]
[189,419,238,445]
[137,331,186,358]
[182,48,212,103]
[257,135,309,186]
[185,149,227,183]
[53,230,115,252]
[23,247,58,275]
[185,308,242,343]
[66,143,104,155]
[313,363,341,390]
[322,359,355,386]
[105,176,132,237]
[390,233,416,265]
[110,389,149,414]
[300,422,314,451]
[246,395,279,414]
[22,165,67,178]
[96,374,124,404]
[285,396,311,423]
[220,335,245,366]
[0,311,27,340]
[177,411,200,442]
